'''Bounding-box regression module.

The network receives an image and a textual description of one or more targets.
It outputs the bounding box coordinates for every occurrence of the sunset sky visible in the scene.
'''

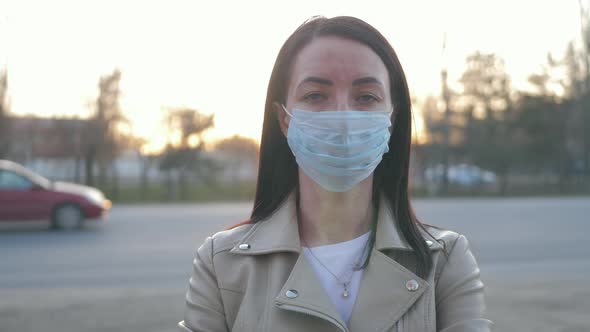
[1,0,584,152]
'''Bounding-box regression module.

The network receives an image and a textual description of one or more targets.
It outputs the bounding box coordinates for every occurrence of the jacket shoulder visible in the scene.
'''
[208,222,254,255]
[422,224,463,251]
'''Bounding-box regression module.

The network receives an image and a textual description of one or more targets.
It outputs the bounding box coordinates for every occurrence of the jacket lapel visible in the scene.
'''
[348,195,433,331]
[274,252,349,332]
[230,192,348,331]
[347,248,428,331]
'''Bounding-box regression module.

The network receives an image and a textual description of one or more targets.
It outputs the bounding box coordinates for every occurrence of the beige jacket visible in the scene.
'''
[178,193,493,332]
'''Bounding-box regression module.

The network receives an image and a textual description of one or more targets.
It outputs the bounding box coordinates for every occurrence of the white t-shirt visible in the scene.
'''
[302,231,370,324]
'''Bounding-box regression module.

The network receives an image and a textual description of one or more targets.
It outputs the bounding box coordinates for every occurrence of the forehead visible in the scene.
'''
[290,36,389,85]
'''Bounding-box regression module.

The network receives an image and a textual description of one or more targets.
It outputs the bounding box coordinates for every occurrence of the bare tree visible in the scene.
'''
[458,52,514,194]
[120,135,156,201]
[83,69,127,188]
[159,108,214,200]
[579,0,590,175]
[214,135,259,183]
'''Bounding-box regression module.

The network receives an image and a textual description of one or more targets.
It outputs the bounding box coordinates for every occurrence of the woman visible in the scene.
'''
[179,16,492,332]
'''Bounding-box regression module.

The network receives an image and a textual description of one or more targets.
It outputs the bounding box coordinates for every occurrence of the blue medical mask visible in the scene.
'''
[282,105,392,192]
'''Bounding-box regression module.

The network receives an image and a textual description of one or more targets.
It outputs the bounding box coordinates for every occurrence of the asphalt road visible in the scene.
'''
[0,197,589,332]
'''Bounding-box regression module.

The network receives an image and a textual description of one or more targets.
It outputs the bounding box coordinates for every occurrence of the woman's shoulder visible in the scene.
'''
[421,224,464,250]
[200,220,256,256]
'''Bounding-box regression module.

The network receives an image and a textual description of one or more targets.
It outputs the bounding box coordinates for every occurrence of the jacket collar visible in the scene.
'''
[230,190,439,332]
[229,190,442,256]
[272,245,433,332]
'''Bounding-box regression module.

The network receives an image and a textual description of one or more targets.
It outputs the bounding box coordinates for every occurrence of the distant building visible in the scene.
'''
[201,149,258,183]
[9,115,85,160]
[8,115,87,181]
[5,115,259,185]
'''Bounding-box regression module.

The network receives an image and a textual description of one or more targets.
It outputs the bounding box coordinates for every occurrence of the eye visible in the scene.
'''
[357,94,380,104]
[302,92,327,103]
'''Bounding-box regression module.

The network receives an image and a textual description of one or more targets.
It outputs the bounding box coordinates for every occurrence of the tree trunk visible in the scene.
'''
[111,165,119,201]
[140,158,149,201]
[74,156,81,183]
[85,151,95,186]
[98,160,107,189]
[165,170,177,201]
[179,168,188,200]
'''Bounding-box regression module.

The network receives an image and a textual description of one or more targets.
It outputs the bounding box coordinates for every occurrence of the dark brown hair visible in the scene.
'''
[249,16,433,278]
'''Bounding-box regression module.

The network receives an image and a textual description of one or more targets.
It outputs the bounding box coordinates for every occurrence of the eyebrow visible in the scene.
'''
[297,76,333,88]
[352,77,383,86]
[297,76,384,88]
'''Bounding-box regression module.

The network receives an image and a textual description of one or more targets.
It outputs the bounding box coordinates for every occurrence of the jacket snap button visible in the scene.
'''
[285,290,299,298]
[426,240,433,246]
[238,244,251,250]
[406,279,420,292]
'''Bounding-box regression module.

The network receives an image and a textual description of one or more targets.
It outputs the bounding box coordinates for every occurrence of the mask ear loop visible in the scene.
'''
[281,104,293,118]
[387,105,394,115]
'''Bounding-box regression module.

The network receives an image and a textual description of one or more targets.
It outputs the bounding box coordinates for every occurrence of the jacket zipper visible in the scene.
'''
[275,301,349,332]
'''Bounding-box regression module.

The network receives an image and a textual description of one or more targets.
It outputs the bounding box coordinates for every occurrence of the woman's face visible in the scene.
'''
[278,36,392,133]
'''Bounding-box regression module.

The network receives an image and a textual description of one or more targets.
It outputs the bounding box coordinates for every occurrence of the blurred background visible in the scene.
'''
[0,0,589,331]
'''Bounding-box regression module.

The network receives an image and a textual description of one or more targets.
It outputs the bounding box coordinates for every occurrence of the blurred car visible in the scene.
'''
[0,160,111,230]
[424,163,497,187]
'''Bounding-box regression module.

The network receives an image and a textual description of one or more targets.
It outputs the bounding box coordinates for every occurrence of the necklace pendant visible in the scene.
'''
[342,282,350,298]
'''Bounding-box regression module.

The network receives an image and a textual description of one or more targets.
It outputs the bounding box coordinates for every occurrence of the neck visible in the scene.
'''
[297,170,374,247]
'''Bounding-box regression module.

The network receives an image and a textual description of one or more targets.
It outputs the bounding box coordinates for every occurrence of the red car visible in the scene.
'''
[0,160,111,230]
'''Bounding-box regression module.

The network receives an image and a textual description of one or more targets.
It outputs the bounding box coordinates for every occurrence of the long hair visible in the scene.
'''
[250,16,433,278]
